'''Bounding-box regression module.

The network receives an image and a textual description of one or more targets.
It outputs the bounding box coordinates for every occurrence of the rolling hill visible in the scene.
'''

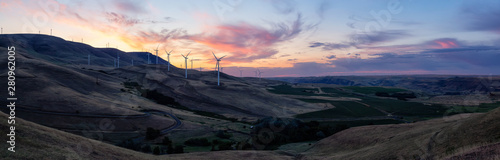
[1,34,499,159]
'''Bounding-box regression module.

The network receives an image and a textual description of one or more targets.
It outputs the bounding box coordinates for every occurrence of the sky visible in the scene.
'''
[1,0,500,77]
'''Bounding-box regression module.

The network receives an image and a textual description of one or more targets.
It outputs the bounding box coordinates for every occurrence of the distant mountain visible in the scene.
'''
[271,75,500,94]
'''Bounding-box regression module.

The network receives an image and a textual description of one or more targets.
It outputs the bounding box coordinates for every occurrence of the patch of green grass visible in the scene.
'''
[318,119,402,128]
[342,86,408,95]
[447,101,500,114]
[321,87,348,94]
[183,146,212,153]
[361,97,447,116]
[295,100,385,118]
[268,85,319,96]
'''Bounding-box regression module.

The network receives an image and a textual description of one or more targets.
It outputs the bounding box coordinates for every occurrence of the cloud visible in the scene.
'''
[325,45,500,75]
[309,42,351,50]
[358,38,465,55]
[424,38,461,49]
[317,0,331,19]
[105,12,140,26]
[271,0,297,14]
[112,0,147,14]
[105,12,172,27]
[279,54,291,58]
[461,1,500,34]
[189,14,304,62]
[310,30,411,51]
[325,55,336,59]
[349,30,411,47]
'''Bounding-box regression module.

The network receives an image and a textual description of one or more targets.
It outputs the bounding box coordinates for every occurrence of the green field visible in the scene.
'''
[447,101,500,114]
[295,100,385,118]
[318,119,403,128]
[360,97,447,116]
[268,85,319,96]
[341,86,408,95]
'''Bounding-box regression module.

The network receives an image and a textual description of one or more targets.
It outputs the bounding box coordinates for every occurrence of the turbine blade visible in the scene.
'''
[156,44,160,50]
[169,49,173,54]
[212,52,218,60]
[220,55,227,59]
[186,51,191,57]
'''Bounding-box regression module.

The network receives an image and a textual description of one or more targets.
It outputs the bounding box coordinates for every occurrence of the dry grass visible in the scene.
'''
[301,107,500,159]
[0,112,294,159]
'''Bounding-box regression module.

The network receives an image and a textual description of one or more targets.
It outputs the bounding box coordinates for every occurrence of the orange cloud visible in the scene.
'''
[431,39,460,49]
[189,14,303,62]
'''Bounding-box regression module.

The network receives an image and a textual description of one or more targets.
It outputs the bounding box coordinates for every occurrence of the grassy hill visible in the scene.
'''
[302,107,500,159]
[0,112,293,160]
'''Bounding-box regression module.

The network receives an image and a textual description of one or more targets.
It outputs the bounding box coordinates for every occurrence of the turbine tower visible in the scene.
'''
[165,49,173,71]
[257,69,264,81]
[147,50,150,64]
[88,54,90,66]
[238,68,243,77]
[154,44,159,64]
[191,58,194,69]
[116,49,120,68]
[181,51,191,79]
[212,52,226,86]
[191,58,200,70]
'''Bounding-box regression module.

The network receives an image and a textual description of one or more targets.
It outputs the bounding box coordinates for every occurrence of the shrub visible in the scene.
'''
[184,138,211,146]
[146,127,161,140]
[153,146,161,155]
[162,136,172,145]
[173,145,184,153]
[215,130,232,139]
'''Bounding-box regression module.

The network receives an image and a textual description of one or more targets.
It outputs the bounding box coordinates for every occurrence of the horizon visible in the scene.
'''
[1,0,499,77]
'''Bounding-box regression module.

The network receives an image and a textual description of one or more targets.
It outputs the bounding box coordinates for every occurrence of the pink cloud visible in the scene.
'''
[189,14,304,62]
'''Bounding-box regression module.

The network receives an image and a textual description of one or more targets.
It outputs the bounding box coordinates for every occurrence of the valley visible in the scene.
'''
[1,34,500,159]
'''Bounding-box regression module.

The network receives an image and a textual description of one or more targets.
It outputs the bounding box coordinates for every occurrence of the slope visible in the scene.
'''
[0,112,294,160]
[302,107,500,159]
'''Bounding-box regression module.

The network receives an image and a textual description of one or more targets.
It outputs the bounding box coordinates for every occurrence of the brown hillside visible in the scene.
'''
[302,107,500,159]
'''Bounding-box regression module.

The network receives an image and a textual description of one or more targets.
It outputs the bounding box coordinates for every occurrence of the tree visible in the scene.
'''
[146,127,160,140]
[184,138,210,146]
[162,136,172,145]
[141,144,151,153]
[174,145,184,153]
[167,144,174,154]
[153,146,161,155]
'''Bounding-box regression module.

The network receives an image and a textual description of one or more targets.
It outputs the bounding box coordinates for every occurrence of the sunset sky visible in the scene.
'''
[1,0,499,77]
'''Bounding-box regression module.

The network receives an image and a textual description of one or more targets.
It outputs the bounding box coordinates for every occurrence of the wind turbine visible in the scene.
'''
[154,44,159,64]
[165,49,173,71]
[147,50,150,64]
[191,58,194,69]
[238,68,243,77]
[181,51,191,79]
[257,69,264,81]
[190,58,201,70]
[212,52,226,86]
[116,49,120,68]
